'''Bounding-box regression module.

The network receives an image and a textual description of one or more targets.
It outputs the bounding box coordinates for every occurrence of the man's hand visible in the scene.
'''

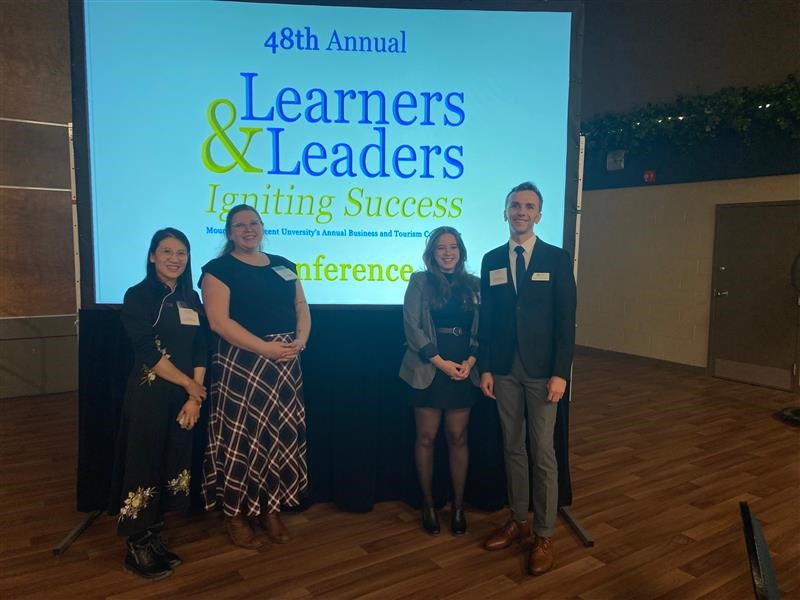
[480,372,496,399]
[546,376,567,403]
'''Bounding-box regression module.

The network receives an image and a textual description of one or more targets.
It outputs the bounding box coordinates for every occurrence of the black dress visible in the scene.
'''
[410,275,479,410]
[109,279,207,537]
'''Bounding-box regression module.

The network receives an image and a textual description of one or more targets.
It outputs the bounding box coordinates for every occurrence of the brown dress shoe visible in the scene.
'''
[529,536,554,575]
[259,512,291,544]
[224,516,262,549]
[484,519,531,551]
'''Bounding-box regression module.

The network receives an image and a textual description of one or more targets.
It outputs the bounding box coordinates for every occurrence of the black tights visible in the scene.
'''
[414,407,471,509]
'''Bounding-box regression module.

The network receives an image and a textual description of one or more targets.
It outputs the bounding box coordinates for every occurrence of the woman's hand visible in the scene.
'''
[438,359,468,380]
[177,397,201,430]
[184,379,206,401]
[261,341,299,362]
[288,338,306,355]
[459,358,476,379]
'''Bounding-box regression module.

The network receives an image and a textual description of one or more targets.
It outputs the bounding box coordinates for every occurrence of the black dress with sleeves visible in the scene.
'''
[109,278,207,537]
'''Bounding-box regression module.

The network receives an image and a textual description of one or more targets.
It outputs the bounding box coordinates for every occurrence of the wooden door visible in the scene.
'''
[709,201,800,391]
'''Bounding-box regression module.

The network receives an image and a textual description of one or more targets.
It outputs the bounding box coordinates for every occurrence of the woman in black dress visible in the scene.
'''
[110,228,207,580]
[201,204,310,548]
[399,226,480,535]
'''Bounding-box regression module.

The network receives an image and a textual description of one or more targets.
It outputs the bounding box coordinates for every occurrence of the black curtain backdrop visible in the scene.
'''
[77,307,572,515]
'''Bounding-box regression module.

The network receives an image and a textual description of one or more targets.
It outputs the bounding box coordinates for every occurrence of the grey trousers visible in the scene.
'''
[493,352,558,537]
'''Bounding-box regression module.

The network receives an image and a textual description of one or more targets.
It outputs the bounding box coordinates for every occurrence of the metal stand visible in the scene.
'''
[560,506,594,547]
[52,510,102,556]
[560,137,594,550]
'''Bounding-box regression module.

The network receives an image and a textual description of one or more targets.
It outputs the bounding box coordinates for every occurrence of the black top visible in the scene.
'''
[200,252,298,337]
[121,278,207,375]
[430,273,474,329]
[421,272,478,361]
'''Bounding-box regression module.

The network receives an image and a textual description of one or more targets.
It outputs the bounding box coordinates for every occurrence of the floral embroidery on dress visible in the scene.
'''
[139,336,171,386]
[140,366,157,385]
[119,486,157,521]
[167,469,191,496]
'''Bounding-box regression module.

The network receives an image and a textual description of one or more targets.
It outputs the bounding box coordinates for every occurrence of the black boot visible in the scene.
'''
[123,532,172,580]
[451,507,467,535]
[148,530,182,568]
[422,505,440,535]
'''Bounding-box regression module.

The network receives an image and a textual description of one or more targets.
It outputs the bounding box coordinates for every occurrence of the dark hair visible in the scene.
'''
[146,227,199,308]
[505,181,543,210]
[422,226,478,309]
[220,204,263,256]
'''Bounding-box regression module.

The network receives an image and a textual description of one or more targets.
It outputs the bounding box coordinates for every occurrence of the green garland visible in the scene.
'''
[581,74,800,155]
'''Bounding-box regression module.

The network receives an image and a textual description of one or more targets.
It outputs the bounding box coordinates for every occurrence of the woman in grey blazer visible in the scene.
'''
[399,226,480,536]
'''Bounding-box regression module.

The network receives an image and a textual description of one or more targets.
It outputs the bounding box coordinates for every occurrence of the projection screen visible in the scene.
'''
[72,0,581,306]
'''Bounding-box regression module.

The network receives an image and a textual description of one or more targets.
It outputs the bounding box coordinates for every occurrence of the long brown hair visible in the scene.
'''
[422,226,478,309]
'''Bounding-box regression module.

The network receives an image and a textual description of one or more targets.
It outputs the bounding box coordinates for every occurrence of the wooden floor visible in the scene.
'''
[1,350,798,599]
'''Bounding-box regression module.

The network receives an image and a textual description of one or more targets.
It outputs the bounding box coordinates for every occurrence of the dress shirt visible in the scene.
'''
[508,234,537,291]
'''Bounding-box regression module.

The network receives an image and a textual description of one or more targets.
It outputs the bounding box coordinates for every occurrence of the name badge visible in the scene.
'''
[176,302,200,326]
[531,272,551,282]
[272,265,298,281]
[489,268,508,286]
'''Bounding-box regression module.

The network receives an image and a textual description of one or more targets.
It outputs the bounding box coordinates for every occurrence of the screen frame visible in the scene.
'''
[69,0,584,310]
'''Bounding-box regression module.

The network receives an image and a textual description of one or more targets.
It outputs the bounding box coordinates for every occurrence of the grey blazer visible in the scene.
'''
[399,271,480,390]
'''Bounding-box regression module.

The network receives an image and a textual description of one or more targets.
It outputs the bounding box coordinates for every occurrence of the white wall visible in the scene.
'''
[576,174,800,367]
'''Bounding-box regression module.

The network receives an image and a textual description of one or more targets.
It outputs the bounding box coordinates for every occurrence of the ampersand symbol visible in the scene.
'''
[201,99,263,173]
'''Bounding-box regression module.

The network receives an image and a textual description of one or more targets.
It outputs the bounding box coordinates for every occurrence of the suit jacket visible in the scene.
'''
[399,271,480,389]
[478,238,576,379]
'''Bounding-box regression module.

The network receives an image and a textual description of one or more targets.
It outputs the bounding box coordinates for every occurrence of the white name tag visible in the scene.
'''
[272,265,298,281]
[177,303,200,326]
[489,268,508,286]
[531,272,551,282]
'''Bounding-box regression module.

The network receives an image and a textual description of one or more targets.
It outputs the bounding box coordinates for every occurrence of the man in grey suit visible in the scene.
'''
[478,181,576,575]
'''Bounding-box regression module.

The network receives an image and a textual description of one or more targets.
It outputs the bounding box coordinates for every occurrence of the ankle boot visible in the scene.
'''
[224,515,262,549]
[259,511,290,544]
[148,530,182,568]
[451,507,467,535]
[422,505,440,535]
[123,532,172,580]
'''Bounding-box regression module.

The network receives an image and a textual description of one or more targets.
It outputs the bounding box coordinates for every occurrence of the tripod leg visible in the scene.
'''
[52,510,102,555]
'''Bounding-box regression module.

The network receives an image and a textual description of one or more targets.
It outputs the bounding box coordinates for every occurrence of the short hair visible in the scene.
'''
[505,181,543,210]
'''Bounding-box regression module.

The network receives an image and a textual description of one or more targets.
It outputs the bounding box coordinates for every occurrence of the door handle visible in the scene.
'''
[713,289,729,297]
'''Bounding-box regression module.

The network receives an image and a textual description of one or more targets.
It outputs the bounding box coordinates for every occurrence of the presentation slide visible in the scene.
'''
[80,0,573,305]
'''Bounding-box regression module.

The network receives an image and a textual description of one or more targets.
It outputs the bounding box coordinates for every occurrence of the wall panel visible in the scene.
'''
[0,188,75,317]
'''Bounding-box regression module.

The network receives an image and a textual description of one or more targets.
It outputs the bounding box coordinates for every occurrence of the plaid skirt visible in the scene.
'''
[202,333,308,516]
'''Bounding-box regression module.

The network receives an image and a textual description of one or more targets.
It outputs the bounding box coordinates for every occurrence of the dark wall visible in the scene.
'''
[581,0,800,119]
[0,0,74,317]
[1,0,798,313]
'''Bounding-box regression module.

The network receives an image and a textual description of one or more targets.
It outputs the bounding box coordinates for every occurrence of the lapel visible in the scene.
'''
[525,239,541,280]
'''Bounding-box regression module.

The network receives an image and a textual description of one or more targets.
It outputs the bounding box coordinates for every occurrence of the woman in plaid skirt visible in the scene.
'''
[200,205,310,548]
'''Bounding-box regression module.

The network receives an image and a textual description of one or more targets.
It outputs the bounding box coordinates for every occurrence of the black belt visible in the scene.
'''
[436,327,464,336]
